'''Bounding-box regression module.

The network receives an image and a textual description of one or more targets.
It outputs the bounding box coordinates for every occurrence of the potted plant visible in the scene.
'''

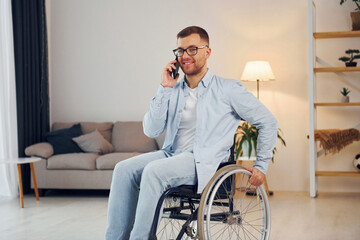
[234,122,286,161]
[340,87,351,102]
[338,49,360,67]
[340,0,360,30]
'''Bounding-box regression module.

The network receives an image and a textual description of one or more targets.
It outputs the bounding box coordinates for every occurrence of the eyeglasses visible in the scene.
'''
[173,45,208,57]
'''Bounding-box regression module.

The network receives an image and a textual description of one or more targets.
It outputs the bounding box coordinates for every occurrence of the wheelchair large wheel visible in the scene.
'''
[198,165,270,240]
[156,196,198,240]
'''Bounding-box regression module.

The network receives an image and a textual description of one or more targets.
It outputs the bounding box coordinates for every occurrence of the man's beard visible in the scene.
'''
[181,62,205,76]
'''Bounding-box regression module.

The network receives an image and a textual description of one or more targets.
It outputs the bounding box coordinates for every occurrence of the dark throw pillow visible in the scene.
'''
[46,123,83,155]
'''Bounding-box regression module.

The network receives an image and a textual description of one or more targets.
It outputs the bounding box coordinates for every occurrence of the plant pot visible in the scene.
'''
[351,11,360,31]
[239,140,256,160]
[342,96,349,103]
[345,62,357,67]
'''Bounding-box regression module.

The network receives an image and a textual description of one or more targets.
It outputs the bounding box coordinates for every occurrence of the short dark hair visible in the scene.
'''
[177,26,209,45]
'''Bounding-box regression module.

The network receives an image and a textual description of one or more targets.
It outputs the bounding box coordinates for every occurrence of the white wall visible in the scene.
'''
[47,0,360,192]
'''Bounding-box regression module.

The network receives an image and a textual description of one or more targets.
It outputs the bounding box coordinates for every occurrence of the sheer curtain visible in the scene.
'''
[0,0,19,197]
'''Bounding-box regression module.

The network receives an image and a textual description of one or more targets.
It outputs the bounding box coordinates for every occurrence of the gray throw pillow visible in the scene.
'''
[73,129,113,154]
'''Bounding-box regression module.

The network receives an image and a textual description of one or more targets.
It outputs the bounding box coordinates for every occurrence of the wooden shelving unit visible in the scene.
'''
[308,0,360,197]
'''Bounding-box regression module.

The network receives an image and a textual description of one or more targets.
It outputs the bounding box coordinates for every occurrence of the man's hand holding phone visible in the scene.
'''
[161,59,180,88]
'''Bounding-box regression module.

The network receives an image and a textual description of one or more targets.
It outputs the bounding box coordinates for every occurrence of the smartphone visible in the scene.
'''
[172,57,180,79]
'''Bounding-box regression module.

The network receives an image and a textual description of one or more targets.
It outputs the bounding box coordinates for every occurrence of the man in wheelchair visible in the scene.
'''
[105,26,278,240]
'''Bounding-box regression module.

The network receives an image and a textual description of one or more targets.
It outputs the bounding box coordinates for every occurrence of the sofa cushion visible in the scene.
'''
[25,142,54,158]
[73,130,114,154]
[112,121,158,153]
[96,152,139,170]
[53,122,113,142]
[47,153,99,170]
[46,123,83,155]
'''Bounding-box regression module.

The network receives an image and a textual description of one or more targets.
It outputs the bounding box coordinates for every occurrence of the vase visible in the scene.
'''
[351,11,360,31]
[342,96,349,103]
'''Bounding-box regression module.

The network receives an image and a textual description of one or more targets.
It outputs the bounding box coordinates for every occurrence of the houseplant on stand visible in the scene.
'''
[340,0,360,30]
[234,121,286,196]
[338,49,360,67]
[234,122,286,161]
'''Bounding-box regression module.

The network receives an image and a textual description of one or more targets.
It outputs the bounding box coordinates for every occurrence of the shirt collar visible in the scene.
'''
[201,68,213,88]
[181,68,214,89]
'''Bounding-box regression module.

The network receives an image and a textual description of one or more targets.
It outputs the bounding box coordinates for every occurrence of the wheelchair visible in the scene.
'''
[149,155,271,240]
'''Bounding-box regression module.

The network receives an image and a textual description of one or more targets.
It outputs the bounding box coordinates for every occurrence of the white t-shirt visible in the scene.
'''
[173,87,197,152]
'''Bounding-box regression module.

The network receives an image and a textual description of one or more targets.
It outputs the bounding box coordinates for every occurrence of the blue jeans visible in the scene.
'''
[105,150,197,240]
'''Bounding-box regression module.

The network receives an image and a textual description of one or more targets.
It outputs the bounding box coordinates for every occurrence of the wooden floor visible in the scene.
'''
[0,191,359,240]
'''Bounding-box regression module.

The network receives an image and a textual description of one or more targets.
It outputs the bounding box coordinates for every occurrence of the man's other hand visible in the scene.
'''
[246,167,265,187]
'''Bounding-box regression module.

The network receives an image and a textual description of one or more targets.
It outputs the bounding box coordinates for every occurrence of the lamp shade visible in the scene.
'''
[240,61,275,82]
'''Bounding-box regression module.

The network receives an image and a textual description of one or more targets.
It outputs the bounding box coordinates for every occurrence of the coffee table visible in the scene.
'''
[0,157,42,208]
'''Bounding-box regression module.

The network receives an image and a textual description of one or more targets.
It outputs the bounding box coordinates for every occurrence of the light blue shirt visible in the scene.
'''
[143,69,278,192]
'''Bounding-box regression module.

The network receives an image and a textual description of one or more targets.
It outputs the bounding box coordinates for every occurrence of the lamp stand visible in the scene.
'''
[256,79,259,99]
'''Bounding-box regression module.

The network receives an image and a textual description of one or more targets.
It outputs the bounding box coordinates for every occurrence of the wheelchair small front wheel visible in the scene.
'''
[197,165,270,240]
[155,196,199,240]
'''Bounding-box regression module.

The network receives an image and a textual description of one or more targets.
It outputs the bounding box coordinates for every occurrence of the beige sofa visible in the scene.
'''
[25,121,160,193]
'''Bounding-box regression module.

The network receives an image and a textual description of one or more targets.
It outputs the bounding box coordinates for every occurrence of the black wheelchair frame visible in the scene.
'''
[148,146,271,240]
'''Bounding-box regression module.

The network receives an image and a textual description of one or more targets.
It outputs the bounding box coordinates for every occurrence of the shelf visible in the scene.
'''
[308,1,360,197]
[314,67,360,73]
[315,171,360,177]
[314,30,360,39]
[314,102,360,107]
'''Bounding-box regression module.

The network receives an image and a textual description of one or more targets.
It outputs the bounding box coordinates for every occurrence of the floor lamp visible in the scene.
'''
[240,60,275,196]
[240,61,275,99]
